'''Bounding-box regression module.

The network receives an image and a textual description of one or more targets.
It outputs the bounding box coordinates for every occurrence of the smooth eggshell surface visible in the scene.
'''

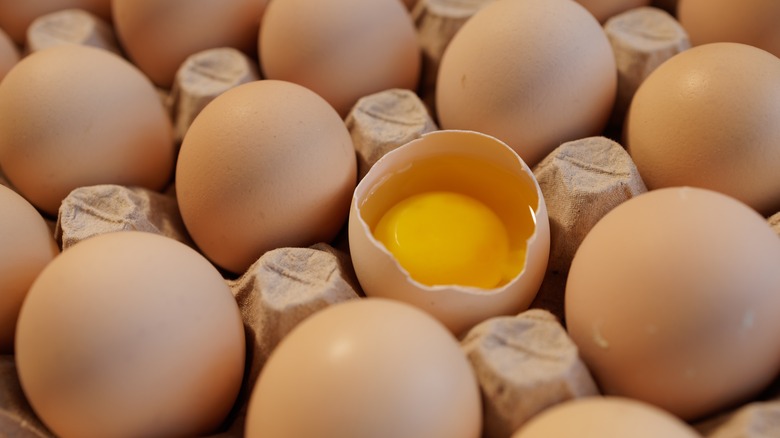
[626,42,780,215]
[678,0,780,57]
[565,187,780,421]
[0,44,174,216]
[0,0,111,44]
[260,0,421,116]
[176,80,356,274]
[112,0,268,88]
[511,397,699,437]
[15,231,245,438]
[436,0,616,167]
[0,185,58,353]
[349,130,550,336]
[245,298,482,438]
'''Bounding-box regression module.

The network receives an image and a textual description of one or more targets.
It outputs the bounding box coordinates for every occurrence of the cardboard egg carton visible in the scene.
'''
[3,1,780,437]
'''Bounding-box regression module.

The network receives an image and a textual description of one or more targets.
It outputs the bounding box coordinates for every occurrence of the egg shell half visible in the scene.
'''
[349,130,550,336]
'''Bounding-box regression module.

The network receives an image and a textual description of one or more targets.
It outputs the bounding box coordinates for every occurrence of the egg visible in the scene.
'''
[349,130,549,336]
[678,0,780,57]
[176,80,357,274]
[436,0,617,167]
[259,0,421,117]
[565,187,780,421]
[0,0,111,44]
[0,44,174,216]
[0,27,19,81]
[575,0,651,22]
[245,298,482,438]
[15,231,245,438]
[0,185,58,353]
[511,397,700,437]
[112,0,268,88]
[625,42,780,215]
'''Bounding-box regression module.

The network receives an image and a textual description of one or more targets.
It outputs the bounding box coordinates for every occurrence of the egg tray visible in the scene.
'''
[4,90,780,437]
[3,1,780,437]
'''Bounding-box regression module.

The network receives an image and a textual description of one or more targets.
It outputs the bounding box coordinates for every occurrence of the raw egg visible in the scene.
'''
[245,298,482,438]
[436,0,617,167]
[349,130,549,336]
[176,80,356,274]
[511,397,700,437]
[565,187,780,421]
[678,0,780,57]
[0,44,174,216]
[625,42,780,215]
[259,0,421,116]
[15,231,245,438]
[575,0,651,22]
[0,27,19,81]
[0,0,111,44]
[0,184,58,353]
[112,0,268,88]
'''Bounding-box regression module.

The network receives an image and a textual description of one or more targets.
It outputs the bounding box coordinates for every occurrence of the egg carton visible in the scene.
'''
[3,1,780,437]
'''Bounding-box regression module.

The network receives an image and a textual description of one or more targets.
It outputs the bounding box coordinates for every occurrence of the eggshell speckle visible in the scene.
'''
[176,80,357,274]
[15,231,245,438]
[349,130,549,336]
[436,0,617,167]
[565,187,780,421]
[245,298,482,438]
[626,42,780,215]
[0,185,58,353]
[0,44,175,216]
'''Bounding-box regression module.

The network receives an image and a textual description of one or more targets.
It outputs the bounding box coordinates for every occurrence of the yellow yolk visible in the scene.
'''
[373,191,511,289]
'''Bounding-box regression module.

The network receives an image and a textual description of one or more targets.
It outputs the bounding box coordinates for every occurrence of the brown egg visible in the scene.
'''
[0,185,58,353]
[112,0,268,88]
[436,0,617,167]
[176,80,357,274]
[245,298,482,438]
[0,44,174,216]
[15,231,245,438]
[0,27,19,81]
[625,42,780,215]
[511,397,699,437]
[259,0,421,117]
[678,0,780,57]
[0,0,111,44]
[575,0,651,22]
[565,187,780,421]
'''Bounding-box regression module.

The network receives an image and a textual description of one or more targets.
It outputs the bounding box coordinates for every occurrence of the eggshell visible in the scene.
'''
[678,0,780,57]
[245,298,482,438]
[436,0,617,167]
[511,397,700,437]
[0,27,19,81]
[349,130,550,336]
[575,0,651,22]
[565,187,780,421]
[176,80,357,274]
[15,231,245,438]
[259,0,421,116]
[0,185,58,353]
[0,44,174,216]
[0,0,111,44]
[112,0,268,88]
[625,42,780,215]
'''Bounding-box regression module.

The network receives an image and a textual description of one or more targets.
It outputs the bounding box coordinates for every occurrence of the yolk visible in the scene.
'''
[373,191,511,289]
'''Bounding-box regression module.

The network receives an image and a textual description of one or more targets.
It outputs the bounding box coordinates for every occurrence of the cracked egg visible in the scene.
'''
[348,130,550,336]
